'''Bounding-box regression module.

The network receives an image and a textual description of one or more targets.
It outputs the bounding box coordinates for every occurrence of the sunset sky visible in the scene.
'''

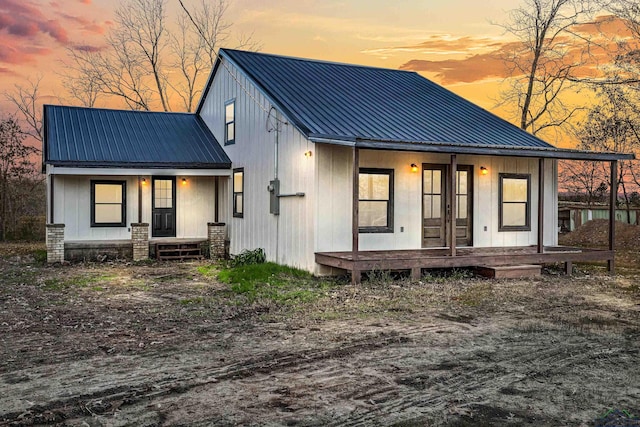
[0,0,630,148]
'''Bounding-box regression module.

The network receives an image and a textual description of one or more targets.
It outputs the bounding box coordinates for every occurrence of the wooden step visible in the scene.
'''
[475,264,541,279]
[155,242,202,261]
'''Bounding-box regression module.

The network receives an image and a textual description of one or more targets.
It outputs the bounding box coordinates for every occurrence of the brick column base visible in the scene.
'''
[208,222,226,259]
[131,223,149,261]
[46,224,65,263]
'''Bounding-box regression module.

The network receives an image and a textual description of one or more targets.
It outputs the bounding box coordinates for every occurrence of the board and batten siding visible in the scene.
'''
[199,57,317,271]
[316,145,558,253]
[52,175,217,240]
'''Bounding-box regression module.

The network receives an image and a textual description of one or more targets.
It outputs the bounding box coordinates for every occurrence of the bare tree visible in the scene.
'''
[65,0,258,112]
[60,53,102,107]
[64,0,166,111]
[559,159,608,206]
[576,83,640,219]
[4,77,44,143]
[498,0,595,136]
[0,117,39,241]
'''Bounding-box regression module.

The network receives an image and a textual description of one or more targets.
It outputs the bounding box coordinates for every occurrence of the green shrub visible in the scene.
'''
[231,248,266,267]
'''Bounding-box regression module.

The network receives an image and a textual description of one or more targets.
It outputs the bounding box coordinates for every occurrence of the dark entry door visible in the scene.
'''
[152,177,176,237]
[422,164,473,248]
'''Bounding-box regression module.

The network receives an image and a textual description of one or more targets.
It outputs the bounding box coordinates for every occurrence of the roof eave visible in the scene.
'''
[308,136,634,161]
[45,160,232,169]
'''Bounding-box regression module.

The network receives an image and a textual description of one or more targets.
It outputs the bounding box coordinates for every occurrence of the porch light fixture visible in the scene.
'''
[411,163,418,173]
[182,178,187,185]
[304,150,312,158]
[141,178,146,184]
[480,166,488,175]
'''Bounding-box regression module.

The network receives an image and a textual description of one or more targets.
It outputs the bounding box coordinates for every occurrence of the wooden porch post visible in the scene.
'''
[138,176,143,224]
[449,154,457,257]
[609,160,617,273]
[537,158,544,254]
[214,176,219,223]
[352,147,361,284]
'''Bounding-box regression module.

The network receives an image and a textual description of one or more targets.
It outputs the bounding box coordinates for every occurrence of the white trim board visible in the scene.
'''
[47,165,231,176]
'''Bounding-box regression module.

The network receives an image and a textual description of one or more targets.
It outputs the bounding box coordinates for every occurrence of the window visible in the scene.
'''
[233,168,244,217]
[91,181,126,227]
[225,100,235,145]
[359,168,393,233]
[499,173,530,231]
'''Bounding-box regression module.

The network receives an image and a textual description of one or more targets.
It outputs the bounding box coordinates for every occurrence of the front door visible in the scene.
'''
[152,177,176,237]
[422,164,472,248]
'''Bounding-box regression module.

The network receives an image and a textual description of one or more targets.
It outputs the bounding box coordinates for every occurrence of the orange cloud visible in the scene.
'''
[573,15,634,38]
[57,12,106,34]
[397,17,636,84]
[0,0,108,69]
[0,0,68,44]
[0,42,51,64]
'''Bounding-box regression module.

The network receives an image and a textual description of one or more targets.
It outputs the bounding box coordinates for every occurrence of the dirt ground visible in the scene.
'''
[1,241,640,426]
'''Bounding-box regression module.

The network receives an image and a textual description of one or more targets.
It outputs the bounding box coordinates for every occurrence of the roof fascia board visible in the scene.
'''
[42,104,49,173]
[46,161,231,169]
[195,56,223,115]
[47,165,231,176]
[309,136,634,161]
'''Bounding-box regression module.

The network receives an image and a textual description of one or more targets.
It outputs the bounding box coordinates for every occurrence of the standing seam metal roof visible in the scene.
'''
[44,105,231,168]
[219,48,554,149]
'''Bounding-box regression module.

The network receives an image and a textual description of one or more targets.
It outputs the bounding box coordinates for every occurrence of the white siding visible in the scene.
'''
[53,175,138,241]
[316,146,559,252]
[175,176,217,238]
[199,58,316,271]
[52,174,217,241]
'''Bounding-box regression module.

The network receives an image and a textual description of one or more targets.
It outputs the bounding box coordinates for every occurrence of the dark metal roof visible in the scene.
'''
[44,105,231,168]
[207,49,632,161]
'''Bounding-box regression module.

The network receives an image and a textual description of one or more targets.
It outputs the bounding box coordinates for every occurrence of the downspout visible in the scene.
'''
[274,108,280,264]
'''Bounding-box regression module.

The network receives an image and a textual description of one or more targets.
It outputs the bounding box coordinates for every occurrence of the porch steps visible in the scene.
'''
[475,264,541,279]
[155,242,203,261]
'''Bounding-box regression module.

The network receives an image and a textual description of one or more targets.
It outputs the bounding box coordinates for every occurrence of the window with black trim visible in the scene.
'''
[499,173,530,231]
[225,99,235,145]
[233,168,244,217]
[91,181,126,227]
[359,168,393,233]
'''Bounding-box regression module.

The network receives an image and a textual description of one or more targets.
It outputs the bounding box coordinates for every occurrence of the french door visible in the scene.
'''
[422,164,472,247]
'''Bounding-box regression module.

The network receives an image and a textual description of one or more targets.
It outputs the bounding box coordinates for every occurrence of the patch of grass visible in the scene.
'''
[43,274,115,291]
[180,296,205,305]
[454,282,493,307]
[423,268,474,282]
[32,249,47,264]
[218,262,336,304]
[197,264,218,277]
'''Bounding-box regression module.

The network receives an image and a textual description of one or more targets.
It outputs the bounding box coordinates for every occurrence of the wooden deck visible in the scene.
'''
[315,246,613,282]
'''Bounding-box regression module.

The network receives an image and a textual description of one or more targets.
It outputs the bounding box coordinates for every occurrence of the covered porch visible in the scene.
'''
[314,143,631,284]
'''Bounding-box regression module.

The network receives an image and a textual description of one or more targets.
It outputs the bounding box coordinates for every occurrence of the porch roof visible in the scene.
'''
[44,105,231,169]
[207,49,632,162]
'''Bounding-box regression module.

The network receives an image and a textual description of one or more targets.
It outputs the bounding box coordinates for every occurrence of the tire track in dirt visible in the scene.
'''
[319,329,638,426]
[0,324,466,425]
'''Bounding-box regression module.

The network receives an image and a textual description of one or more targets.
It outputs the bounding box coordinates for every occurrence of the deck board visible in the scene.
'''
[316,246,613,277]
